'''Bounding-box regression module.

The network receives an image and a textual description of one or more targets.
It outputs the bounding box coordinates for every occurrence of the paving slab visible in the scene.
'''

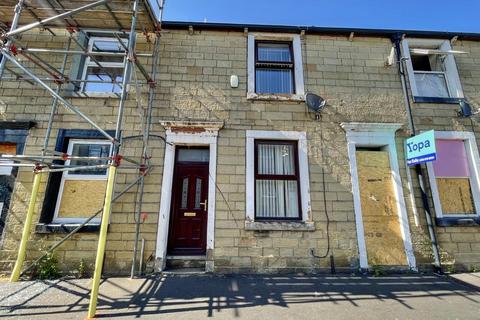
[448,272,480,291]
[0,274,479,319]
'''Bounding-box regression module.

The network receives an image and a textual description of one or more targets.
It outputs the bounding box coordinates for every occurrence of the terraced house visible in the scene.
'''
[0,0,480,278]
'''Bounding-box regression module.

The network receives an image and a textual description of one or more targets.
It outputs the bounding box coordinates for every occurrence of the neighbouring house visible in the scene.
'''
[1,6,480,275]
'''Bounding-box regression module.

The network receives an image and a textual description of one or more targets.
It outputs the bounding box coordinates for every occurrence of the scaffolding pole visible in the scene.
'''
[0,50,116,142]
[0,0,163,318]
[131,29,161,278]
[88,0,140,317]
[1,0,113,39]
[10,172,42,282]
[0,0,25,79]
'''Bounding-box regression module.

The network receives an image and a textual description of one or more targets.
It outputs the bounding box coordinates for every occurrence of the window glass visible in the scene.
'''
[181,177,188,209]
[414,73,449,98]
[255,42,294,94]
[256,69,293,94]
[84,66,123,93]
[177,149,209,163]
[255,141,300,219]
[257,143,295,175]
[194,178,202,209]
[82,37,126,93]
[69,142,111,175]
[257,43,292,62]
[91,39,124,63]
[433,139,475,214]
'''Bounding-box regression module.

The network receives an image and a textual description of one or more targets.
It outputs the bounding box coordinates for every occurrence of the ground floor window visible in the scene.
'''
[246,130,311,224]
[427,131,480,219]
[53,140,111,223]
[39,129,114,226]
[254,140,301,220]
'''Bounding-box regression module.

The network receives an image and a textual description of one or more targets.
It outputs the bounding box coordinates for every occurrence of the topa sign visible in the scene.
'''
[406,130,436,166]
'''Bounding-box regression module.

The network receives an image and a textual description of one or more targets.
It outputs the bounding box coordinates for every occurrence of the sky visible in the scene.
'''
[163,0,480,33]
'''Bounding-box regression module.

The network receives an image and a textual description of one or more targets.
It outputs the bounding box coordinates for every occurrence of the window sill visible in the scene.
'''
[245,220,315,231]
[247,92,305,102]
[35,222,101,234]
[435,216,480,227]
[413,96,463,104]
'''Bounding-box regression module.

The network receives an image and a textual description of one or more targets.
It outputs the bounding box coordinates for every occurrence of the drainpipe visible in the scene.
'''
[392,33,442,273]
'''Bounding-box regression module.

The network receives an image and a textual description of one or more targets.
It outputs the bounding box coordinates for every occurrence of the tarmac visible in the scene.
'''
[0,273,479,319]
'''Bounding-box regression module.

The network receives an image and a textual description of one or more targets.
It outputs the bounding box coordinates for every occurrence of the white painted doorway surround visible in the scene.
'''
[341,122,417,271]
[155,121,223,271]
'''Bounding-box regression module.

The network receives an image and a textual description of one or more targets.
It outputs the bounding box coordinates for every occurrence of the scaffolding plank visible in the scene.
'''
[0,0,159,31]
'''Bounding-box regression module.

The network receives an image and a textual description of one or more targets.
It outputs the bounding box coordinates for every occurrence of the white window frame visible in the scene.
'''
[401,38,464,99]
[80,36,127,95]
[246,130,311,225]
[52,139,112,224]
[247,33,305,101]
[426,131,480,219]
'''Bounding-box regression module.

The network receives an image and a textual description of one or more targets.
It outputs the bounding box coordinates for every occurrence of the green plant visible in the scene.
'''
[469,265,479,273]
[445,264,456,274]
[36,252,60,280]
[77,259,89,278]
[371,265,385,277]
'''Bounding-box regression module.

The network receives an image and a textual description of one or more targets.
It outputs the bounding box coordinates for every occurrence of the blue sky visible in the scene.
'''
[163,0,480,33]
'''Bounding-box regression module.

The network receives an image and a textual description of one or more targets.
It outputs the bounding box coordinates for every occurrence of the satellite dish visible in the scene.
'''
[305,93,326,113]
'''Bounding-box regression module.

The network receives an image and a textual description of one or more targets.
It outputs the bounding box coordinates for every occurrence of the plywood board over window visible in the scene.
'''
[57,180,107,219]
[428,136,480,217]
[356,150,407,266]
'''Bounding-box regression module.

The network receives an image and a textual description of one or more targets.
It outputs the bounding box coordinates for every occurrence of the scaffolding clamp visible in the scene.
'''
[33,163,43,173]
[66,26,78,34]
[112,154,123,167]
[9,44,18,56]
[139,164,148,176]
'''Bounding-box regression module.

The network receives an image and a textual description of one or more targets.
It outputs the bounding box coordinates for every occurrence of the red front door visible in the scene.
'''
[168,148,209,255]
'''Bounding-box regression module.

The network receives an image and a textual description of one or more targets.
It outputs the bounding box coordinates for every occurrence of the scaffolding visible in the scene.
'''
[0,0,164,318]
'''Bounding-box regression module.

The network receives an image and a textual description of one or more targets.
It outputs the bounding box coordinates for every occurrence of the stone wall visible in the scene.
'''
[1,26,479,275]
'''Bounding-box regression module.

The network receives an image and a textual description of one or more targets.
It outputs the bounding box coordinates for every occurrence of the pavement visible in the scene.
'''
[0,273,479,319]
[449,272,480,290]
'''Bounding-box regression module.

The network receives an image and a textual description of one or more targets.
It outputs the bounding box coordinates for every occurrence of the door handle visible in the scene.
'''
[200,199,207,211]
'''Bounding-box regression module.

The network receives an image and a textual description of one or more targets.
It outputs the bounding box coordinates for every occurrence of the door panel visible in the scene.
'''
[168,161,209,255]
[356,150,407,266]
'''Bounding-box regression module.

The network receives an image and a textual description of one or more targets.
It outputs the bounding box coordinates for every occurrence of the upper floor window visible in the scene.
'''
[81,37,126,94]
[247,34,304,101]
[401,39,464,102]
[255,42,294,94]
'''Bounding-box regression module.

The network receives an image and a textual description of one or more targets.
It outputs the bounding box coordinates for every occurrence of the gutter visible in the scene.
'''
[162,21,480,41]
[391,33,442,273]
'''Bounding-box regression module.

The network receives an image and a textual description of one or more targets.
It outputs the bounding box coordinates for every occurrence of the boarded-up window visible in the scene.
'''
[433,139,475,214]
[54,140,111,222]
[0,142,16,176]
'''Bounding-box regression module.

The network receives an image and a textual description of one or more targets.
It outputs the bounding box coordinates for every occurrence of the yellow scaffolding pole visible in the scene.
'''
[10,172,42,282]
[87,165,116,319]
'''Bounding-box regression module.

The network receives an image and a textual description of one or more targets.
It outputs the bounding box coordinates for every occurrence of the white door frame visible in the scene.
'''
[342,122,417,271]
[155,121,223,270]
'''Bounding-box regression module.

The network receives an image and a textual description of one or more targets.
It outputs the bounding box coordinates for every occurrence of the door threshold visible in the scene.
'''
[166,255,206,260]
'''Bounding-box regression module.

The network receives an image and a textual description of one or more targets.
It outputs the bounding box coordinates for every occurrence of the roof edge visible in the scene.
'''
[161,21,480,40]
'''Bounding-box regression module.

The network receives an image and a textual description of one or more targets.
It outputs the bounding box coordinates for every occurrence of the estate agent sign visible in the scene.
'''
[406,130,436,166]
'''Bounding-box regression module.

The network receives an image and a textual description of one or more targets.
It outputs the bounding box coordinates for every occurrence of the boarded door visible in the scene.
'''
[356,150,407,266]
